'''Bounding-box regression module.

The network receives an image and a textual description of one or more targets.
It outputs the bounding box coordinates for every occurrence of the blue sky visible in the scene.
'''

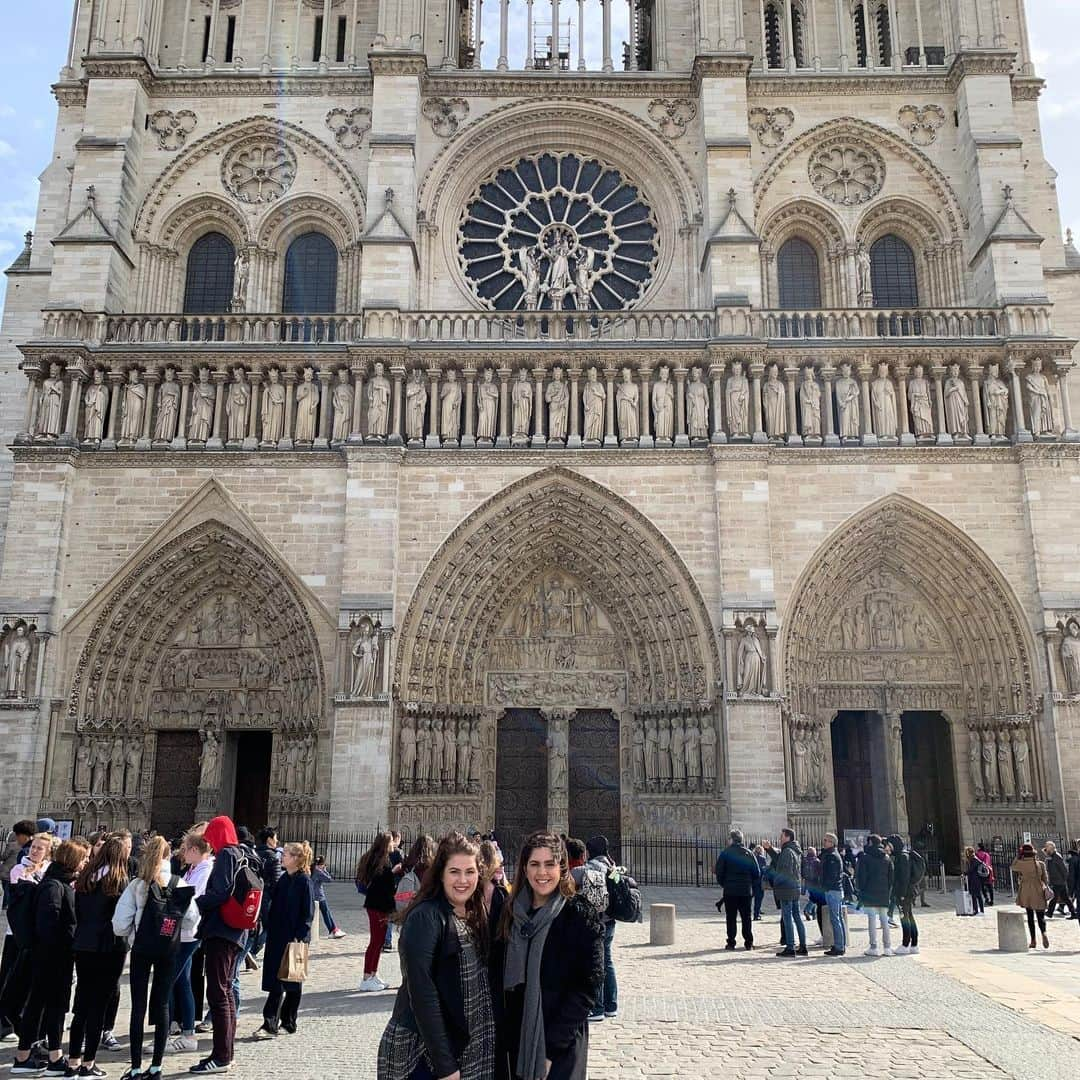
[0,1,1077,309]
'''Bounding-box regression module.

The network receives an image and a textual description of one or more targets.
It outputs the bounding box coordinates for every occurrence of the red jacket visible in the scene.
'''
[975,849,995,884]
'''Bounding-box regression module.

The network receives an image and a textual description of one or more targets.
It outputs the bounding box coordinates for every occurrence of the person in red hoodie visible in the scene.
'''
[191,816,248,1074]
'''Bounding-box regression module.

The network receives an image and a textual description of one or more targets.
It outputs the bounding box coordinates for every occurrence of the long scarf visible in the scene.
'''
[504,889,566,1080]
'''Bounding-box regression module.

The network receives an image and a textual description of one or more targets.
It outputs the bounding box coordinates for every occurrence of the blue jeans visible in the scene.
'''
[752,883,764,919]
[826,890,846,952]
[170,940,201,1031]
[318,898,338,934]
[589,921,617,1015]
[780,900,806,949]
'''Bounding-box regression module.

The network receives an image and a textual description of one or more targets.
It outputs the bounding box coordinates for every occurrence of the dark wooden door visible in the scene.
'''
[495,709,548,866]
[902,711,960,872]
[831,711,876,838]
[233,731,273,832]
[150,730,201,840]
[569,710,621,859]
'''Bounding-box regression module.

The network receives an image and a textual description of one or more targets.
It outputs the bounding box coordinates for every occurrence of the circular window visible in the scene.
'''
[808,140,885,207]
[458,152,659,312]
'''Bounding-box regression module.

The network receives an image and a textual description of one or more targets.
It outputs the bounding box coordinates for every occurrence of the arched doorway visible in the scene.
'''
[390,468,722,849]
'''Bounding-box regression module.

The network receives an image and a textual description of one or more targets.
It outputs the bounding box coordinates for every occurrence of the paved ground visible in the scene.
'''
[14,884,1080,1079]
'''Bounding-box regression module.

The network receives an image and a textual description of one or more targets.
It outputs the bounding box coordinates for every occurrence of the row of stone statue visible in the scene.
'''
[273,734,318,796]
[790,724,828,801]
[397,714,483,794]
[631,714,719,792]
[73,736,142,797]
[969,726,1035,802]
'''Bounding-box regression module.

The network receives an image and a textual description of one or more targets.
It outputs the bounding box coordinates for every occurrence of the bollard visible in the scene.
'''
[649,903,676,946]
[997,908,1029,952]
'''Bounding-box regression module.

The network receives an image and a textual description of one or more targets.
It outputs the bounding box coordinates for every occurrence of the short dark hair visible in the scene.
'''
[729,829,744,845]
[12,819,36,838]
[586,834,609,858]
[565,837,586,861]
[868,834,882,848]
[257,826,278,844]
[781,828,795,843]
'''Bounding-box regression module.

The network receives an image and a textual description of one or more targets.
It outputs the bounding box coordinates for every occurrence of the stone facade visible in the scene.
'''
[2,0,1080,857]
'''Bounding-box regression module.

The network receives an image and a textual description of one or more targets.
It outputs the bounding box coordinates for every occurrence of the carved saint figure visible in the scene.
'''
[684,716,702,786]
[616,367,639,441]
[351,623,380,698]
[632,720,646,788]
[545,233,573,310]
[736,622,767,696]
[4,625,31,699]
[810,728,825,798]
[573,246,594,310]
[669,716,685,784]
[511,369,532,438]
[700,721,717,786]
[83,369,110,442]
[91,739,110,793]
[442,718,456,788]
[944,362,969,436]
[108,738,125,796]
[644,715,659,786]
[476,368,499,441]
[74,739,92,794]
[440,370,462,442]
[1012,728,1033,799]
[199,726,222,789]
[981,729,998,798]
[856,243,873,302]
[726,360,749,437]
[367,361,391,438]
[763,363,786,438]
[37,363,65,438]
[405,370,428,441]
[687,368,709,438]
[124,739,142,797]
[261,368,286,444]
[997,730,1016,800]
[225,367,249,442]
[456,720,470,792]
[1025,357,1055,435]
[294,366,319,443]
[870,362,897,438]
[652,366,674,441]
[657,716,672,788]
[547,713,568,792]
[520,245,542,311]
[304,735,317,794]
[984,362,1009,438]
[154,367,180,442]
[1062,619,1080,696]
[792,728,810,799]
[798,367,821,438]
[468,719,482,789]
[835,362,860,439]
[908,364,934,438]
[398,716,417,788]
[546,366,569,441]
[332,368,352,442]
[968,728,985,800]
[189,367,215,442]
[416,717,433,787]
[582,366,605,442]
[232,249,249,311]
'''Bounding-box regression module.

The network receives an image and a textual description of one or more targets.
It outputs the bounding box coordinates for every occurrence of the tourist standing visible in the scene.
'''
[377,833,495,1080]
[963,846,986,916]
[976,843,995,907]
[886,834,920,952]
[581,836,618,1021]
[715,829,759,951]
[766,830,806,957]
[168,829,215,1053]
[1,821,35,911]
[1012,843,1050,949]
[751,846,766,921]
[311,857,346,939]
[801,847,822,922]
[357,833,399,992]
[856,835,894,957]
[394,836,437,915]
[1068,841,1080,912]
[479,840,509,925]
[1043,842,1075,918]
[385,832,404,953]
[820,834,846,957]
[255,842,315,1038]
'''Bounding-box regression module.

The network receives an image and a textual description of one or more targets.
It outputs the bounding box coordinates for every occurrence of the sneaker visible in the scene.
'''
[358,976,384,992]
[604,1009,618,1019]
[744,943,754,951]
[243,956,259,973]
[882,948,896,956]
[775,948,796,957]
[724,943,737,951]
[823,947,841,957]
[251,1026,277,1041]
[329,929,346,939]
[78,1067,107,1078]
[893,945,910,955]
[888,919,899,928]
[864,947,882,957]
[193,1025,211,1036]
[168,1024,180,1037]
[908,946,920,954]
[10,1061,46,1077]
[280,1022,296,1036]
[381,943,393,953]
[1043,933,1050,949]
[795,946,808,956]
[375,977,390,990]
[118,1070,141,1080]
[44,1062,68,1078]
[168,1037,199,1053]
[99,1037,121,1054]
[188,1061,231,1074]
[587,1013,604,1023]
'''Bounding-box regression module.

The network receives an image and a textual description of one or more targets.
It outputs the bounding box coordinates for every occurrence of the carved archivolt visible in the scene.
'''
[394,468,719,708]
[759,198,846,256]
[854,195,949,253]
[158,194,252,250]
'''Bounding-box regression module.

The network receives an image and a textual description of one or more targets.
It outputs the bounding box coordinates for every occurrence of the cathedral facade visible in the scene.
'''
[2,0,1080,862]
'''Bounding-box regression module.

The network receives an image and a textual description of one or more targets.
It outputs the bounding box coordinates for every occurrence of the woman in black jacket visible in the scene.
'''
[254,842,315,1037]
[492,831,604,1080]
[377,832,494,1080]
[357,832,400,992]
[65,837,129,1078]
[11,838,90,1077]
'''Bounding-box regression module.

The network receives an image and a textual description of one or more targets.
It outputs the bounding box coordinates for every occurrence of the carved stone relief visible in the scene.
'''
[808,139,885,206]
[422,97,469,138]
[735,618,769,696]
[787,714,827,802]
[325,107,372,149]
[968,719,1038,803]
[1,622,37,701]
[647,99,697,139]
[221,138,298,204]
[748,106,794,148]
[342,612,389,699]
[635,706,717,794]
[396,704,483,796]
[149,109,198,151]
[897,104,945,147]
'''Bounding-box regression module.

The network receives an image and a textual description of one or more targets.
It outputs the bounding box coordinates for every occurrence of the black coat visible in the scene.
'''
[261,870,314,993]
[1047,851,1069,890]
[714,844,761,898]
[256,844,284,912]
[855,845,894,908]
[30,863,78,1009]
[819,848,844,893]
[196,844,248,947]
[1068,851,1080,898]
[491,894,604,1080]
[363,865,398,914]
[73,886,125,954]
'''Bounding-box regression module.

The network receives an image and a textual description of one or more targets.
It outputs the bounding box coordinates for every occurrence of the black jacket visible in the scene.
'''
[1047,851,1069,890]
[492,894,604,1080]
[819,848,844,892]
[256,844,284,911]
[715,843,761,898]
[196,844,248,947]
[1068,851,1080,898]
[768,841,803,902]
[855,844,894,908]
[362,865,398,914]
[389,896,476,1079]
[73,886,125,953]
[261,870,315,993]
[32,862,78,962]
[886,836,912,901]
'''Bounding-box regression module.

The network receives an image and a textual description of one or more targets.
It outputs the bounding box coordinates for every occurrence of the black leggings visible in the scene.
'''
[69,950,126,1062]
[18,957,72,1054]
[262,982,302,1031]
[128,953,177,1070]
[1026,908,1047,938]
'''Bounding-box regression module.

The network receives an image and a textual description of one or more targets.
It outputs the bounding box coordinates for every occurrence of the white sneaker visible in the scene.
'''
[169,1035,199,1052]
[329,929,347,939]
[863,946,882,957]
[375,977,390,990]
[888,919,899,928]
[358,976,384,992]
[882,947,896,956]
[909,945,920,954]
[893,945,910,955]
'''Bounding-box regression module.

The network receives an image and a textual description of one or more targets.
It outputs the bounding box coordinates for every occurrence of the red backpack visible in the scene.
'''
[220,852,263,931]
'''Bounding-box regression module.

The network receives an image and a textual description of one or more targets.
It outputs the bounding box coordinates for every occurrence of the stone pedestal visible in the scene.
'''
[997,908,1029,952]
[650,903,676,945]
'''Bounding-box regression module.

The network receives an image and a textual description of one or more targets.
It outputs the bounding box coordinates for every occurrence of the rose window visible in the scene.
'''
[808,141,885,206]
[222,140,298,204]
[458,152,659,312]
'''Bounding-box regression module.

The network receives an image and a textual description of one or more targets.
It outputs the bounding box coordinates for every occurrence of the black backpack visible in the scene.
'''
[7,876,40,950]
[605,866,642,923]
[908,848,927,888]
[132,877,195,960]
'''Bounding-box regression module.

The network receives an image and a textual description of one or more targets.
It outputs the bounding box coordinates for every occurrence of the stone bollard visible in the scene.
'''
[650,903,676,946]
[997,908,1029,952]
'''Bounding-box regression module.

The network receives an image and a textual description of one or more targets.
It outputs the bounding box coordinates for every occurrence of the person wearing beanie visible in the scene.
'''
[886,834,919,954]
[583,835,619,1021]
[35,819,57,837]
[856,835,894,957]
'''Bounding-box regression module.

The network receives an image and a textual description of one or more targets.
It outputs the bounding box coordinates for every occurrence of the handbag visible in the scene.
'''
[278,941,310,983]
[1044,884,1055,904]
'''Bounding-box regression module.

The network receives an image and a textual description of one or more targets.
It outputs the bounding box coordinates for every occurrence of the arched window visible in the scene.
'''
[282,232,338,313]
[875,3,892,66]
[182,232,236,313]
[764,4,783,68]
[853,4,868,67]
[870,234,918,307]
[777,238,822,308]
[791,7,806,68]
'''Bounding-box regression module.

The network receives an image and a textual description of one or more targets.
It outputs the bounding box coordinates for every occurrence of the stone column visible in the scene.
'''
[1006,358,1033,443]
[749,360,766,444]
[20,372,40,442]
[895,361,914,446]
[389,364,405,446]
[138,371,157,450]
[541,708,571,836]
[931,363,952,446]
[567,367,582,448]
[968,362,989,445]
[62,368,85,446]
[1057,363,1079,441]
[783,364,801,446]
[462,366,477,448]
[820,365,839,447]
[497,366,511,448]
[884,710,909,837]
[709,362,726,443]
[674,367,689,447]
[350,363,366,445]
[638,363,654,449]
[244,371,261,450]
[603,366,618,447]
[425,368,442,448]
[103,370,124,449]
[281,369,296,449]
[857,359,877,446]
[315,369,333,448]
[176,371,192,447]
[531,365,546,447]
[206,369,226,450]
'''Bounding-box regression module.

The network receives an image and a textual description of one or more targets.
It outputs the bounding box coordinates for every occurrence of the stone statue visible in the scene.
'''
[573,246,594,310]
[37,363,65,438]
[687,368,709,439]
[670,716,685,784]
[304,735,317,794]
[108,737,125,796]
[856,243,873,302]
[261,368,286,444]
[736,622,767,696]
[547,713,568,792]
[455,719,470,792]
[154,367,180,442]
[225,367,249,442]
[90,739,110,793]
[726,360,749,437]
[351,623,380,697]
[981,729,998,798]
[405,370,428,441]
[199,726,222,789]
[890,717,906,813]
[944,362,969,436]
[908,364,934,438]
[73,738,92,794]
[984,362,1009,438]
[367,361,391,438]
[792,728,810,799]
[416,717,432,788]
[763,363,786,438]
[546,366,569,441]
[1025,357,1055,435]
[968,729,984,799]
[810,728,825,798]
[644,715,659,785]
[1062,619,1080,696]
[582,366,605,442]
[294,366,319,443]
[685,716,702,787]
[83,369,110,442]
[1012,728,1033,799]
[870,363,897,438]
[440,370,462,442]
[657,716,672,788]
[632,719,646,787]
[997,730,1016,800]
[700,721,717,787]
[652,366,674,440]
[4,625,31,699]
[124,739,142,797]
[476,368,499,441]
[616,367,639,440]
[545,232,574,310]
[189,367,215,442]
[511,369,532,438]
[442,718,456,788]
[835,362,860,439]
[285,739,301,792]
[331,368,352,442]
[468,719,482,789]
[232,249,248,311]
[398,715,417,789]
[520,245,542,310]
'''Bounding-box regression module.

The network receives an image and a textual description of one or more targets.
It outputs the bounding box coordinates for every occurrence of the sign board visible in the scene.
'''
[844,828,871,852]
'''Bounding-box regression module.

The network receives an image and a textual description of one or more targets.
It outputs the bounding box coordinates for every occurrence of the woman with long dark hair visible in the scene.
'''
[1011,842,1050,949]
[356,832,398,992]
[377,832,495,1080]
[493,831,604,1080]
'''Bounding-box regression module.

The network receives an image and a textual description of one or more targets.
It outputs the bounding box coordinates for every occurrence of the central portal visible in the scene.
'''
[495,709,549,859]
[569,710,621,854]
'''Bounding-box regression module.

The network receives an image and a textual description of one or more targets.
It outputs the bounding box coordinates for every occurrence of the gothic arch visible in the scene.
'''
[158,194,252,251]
[394,468,719,708]
[759,198,846,307]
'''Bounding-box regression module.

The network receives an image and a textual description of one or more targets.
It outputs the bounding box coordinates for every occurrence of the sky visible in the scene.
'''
[0,1,1077,310]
